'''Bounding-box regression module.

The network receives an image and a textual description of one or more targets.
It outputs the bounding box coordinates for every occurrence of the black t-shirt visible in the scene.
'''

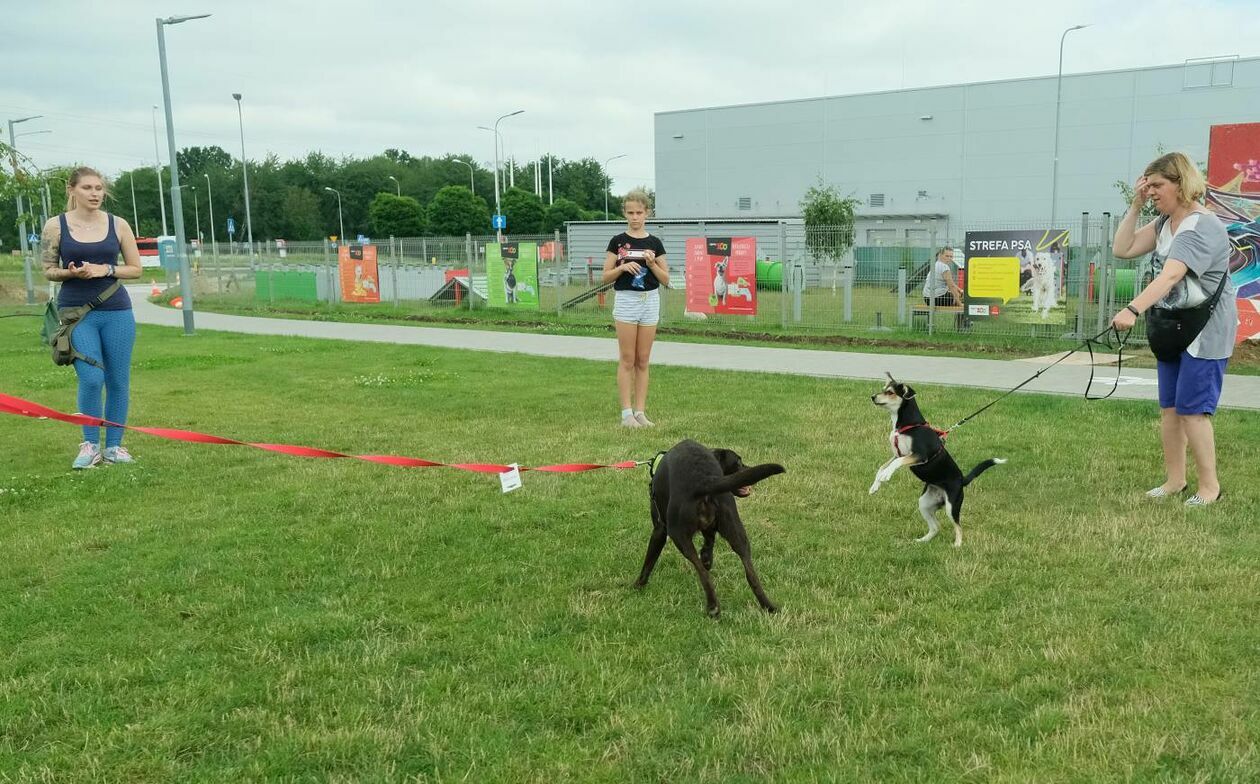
[606,232,666,292]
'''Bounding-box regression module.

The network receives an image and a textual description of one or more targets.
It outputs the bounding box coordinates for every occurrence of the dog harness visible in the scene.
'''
[891,423,949,459]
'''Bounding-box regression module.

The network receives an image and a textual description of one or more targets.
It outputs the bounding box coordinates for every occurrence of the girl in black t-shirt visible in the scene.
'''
[601,190,669,427]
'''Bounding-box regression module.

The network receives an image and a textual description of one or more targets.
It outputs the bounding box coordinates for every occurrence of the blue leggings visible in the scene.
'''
[71,309,136,448]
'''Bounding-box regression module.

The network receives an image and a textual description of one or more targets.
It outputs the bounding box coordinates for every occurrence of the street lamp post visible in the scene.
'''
[484,109,523,241]
[603,154,627,220]
[232,93,255,265]
[324,187,345,243]
[179,184,200,242]
[7,114,42,305]
[1050,24,1088,229]
[157,12,212,336]
[151,105,168,236]
[388,175,401,197]
[204,173,217,259]
[129,171,139,229]
[453,158,475,195]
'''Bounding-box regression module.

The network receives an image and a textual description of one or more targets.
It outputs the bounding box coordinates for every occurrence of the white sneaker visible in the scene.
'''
[633,412,655,427]
[621,414,642,428]
[103,446,135,464]
[73,442,102,470]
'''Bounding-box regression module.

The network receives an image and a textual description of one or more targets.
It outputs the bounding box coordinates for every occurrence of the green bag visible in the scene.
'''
[42,280,122,369]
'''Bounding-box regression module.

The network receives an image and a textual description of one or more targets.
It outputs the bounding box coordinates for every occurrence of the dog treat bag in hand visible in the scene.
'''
[622,249,648,289]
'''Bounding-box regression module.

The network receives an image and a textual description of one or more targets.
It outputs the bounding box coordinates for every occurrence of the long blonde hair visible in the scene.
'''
[1143,152,1206,205]
[65,166,109,211]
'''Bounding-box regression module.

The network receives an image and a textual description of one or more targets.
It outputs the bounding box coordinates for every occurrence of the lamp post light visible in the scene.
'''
[603,154,627,220]
[482,109,523,241]
[151,105,168,236]
[323,186,345,243]
[7,114,42,305]
[1050,24,1088,229]
[453,158,475,195]
[157,11,212,336]
[204,173,217,259]
[388,175,400,197]
[231,92,255,264]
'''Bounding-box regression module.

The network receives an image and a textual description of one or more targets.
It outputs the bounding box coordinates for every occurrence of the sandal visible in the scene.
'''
[1145,484,1186,499]
[1185,490,1224,507]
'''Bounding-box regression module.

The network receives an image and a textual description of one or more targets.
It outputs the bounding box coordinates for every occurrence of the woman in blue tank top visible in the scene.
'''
[40,167,145,469]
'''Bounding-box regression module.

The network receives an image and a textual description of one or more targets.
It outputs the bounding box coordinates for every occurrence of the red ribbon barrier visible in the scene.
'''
[0,391,641,475]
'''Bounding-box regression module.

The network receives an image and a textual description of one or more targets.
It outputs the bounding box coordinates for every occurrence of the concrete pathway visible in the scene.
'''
[129,288,1260,411]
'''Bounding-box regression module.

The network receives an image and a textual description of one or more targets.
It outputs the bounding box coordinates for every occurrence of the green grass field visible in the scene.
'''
[1,313,1259,782]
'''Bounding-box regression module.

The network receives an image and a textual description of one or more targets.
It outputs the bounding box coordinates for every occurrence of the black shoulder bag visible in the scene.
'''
[1144,268,1229,362]
[43,280,123,368]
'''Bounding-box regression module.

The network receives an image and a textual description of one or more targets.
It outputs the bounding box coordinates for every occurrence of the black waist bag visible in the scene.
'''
[1145,270,1228,362]
[45,280,122,368]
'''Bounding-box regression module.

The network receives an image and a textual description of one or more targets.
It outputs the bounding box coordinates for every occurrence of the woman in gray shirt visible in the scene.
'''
[1111,152,1237,506]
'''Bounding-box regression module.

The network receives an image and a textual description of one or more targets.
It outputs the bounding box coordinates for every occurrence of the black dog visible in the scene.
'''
[635,440,785,617]
[869,373,1005,547]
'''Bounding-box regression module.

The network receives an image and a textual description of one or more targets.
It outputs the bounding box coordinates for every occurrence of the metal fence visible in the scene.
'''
[184,213,1143,343]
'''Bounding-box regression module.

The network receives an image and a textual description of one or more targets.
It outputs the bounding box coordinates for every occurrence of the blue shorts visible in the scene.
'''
[1157,352,1228,415]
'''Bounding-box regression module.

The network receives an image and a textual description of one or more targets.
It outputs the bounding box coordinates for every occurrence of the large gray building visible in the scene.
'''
[654,56,1259,243]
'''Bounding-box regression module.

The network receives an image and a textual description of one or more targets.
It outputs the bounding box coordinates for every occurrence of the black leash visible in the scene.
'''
[944,325,1130,435]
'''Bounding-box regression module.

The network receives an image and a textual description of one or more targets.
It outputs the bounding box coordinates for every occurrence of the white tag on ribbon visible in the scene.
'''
[499,463,522,493]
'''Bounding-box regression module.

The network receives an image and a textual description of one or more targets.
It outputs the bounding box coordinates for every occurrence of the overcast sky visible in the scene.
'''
[4,0,1257,194]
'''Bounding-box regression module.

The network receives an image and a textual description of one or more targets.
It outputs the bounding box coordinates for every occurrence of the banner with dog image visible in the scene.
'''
[338,244,380,303]
[963,230,1068,324]
[684,237,757,316]
[486,242,539,309]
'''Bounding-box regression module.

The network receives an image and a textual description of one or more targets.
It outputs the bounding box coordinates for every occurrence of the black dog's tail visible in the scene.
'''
[961,458,1007,487]
[696,463,786,497]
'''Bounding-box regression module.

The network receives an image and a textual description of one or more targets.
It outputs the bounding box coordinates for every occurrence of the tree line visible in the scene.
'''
[1,145,647,249]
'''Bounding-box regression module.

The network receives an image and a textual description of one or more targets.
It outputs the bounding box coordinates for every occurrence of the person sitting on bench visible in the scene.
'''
[922,246,962,307]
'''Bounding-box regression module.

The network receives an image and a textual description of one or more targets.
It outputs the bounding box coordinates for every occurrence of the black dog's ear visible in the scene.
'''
[885,371,897,385]
[900,383,916,399]
[711,448,743,474]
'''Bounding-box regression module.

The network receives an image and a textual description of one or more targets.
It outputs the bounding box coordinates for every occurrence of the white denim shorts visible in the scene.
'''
[613,288,660,326]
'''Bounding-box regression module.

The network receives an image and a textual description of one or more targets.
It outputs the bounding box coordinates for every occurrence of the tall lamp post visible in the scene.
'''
[603,154,627,220]
[151,105,168,236]
[231,93,255,264]
[178,184,200,243]
[8,114,42,305]
[1050,24,1088,229]
[157,12,212,336]
[323,186,345,243]
[204,172,217,259]
[388,175,400,197]
[453,159,475,195]
[482,109,523,241]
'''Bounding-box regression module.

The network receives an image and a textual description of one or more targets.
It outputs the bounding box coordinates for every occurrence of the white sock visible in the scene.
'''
[621,408,633,419]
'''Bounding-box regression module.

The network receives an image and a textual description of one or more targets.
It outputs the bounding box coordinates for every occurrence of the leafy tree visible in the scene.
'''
[799,180,859,264]
[369,192,426,237]
[542,197,584,233]
[279,187,323,240]
[177,146,234,179]
[427,185,491,236]
[552,157,609,211]
[501,187,545,234]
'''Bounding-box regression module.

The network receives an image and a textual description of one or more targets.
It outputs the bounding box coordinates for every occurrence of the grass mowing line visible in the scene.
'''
[1,316,1258,782]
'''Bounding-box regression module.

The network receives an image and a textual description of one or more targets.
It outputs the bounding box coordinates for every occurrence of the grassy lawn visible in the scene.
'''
[2,305,1260,782]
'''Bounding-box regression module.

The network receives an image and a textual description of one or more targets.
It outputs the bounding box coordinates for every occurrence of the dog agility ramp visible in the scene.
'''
[429,275,488,305]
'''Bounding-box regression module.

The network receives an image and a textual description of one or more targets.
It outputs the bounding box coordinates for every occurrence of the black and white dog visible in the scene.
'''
[869,374,1005,547]
[503,257,518,304]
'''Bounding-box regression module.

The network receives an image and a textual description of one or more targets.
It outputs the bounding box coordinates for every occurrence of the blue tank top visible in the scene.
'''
[57,212,131,310]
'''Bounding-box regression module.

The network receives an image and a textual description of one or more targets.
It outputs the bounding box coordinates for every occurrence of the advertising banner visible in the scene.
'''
[684,237,757,316]
[963,230,1068,324]
[338,244,380,303]
[486,242,539,309]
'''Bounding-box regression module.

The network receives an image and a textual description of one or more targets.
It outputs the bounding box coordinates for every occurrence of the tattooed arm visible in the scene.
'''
[41,219,76,282]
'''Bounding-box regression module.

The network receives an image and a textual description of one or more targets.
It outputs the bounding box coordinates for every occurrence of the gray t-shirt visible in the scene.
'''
[1150,212,1238,360]
[922,259,953,299]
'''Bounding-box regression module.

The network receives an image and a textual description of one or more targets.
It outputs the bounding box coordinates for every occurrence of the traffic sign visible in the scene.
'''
[492,214,506,230]
[227,217,236,235]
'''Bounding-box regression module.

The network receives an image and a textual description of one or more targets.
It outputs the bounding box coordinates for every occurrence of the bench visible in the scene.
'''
[910,303,967,330]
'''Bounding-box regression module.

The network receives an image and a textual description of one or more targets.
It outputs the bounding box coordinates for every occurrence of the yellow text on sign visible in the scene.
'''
[968,256,1021,303]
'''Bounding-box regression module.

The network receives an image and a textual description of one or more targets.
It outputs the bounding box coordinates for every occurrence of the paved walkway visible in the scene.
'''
[129,287,1260,411]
